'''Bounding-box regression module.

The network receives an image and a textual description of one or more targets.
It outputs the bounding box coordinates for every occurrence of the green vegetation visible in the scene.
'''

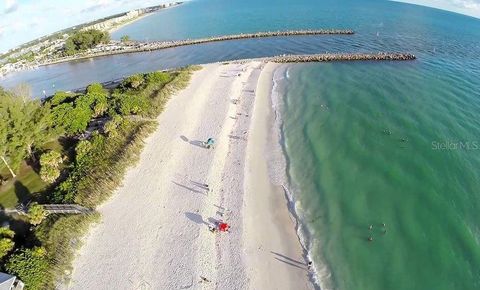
[0,169,46,208]
[0,227,15,259]
[39,151,63,184]
[7,51,36,64]
[5,247,50,290]
[27,203,47,225]
[64,29,110,56]
[49,83,109,135]
[0,87,55,178]
[120,35,131,42]
[35,213,99,287]
[0,66,199,288]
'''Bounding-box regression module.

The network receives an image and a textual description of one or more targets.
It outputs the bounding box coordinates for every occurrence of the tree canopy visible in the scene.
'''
[27,202,47,225]
[0,88,55,177]
[48,83,109,135]
[5,247,50,290]
[64,29,110,56]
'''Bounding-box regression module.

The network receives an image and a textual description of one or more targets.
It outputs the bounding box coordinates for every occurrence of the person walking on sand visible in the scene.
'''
[208,224,217,233]
[205,138,215,149]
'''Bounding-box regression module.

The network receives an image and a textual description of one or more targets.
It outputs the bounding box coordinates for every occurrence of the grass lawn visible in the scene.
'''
[0,139,68,209]
[0,163,47,209]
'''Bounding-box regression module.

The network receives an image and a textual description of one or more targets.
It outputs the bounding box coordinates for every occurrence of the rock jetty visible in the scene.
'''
[258,53,416,63]
[144,29,354,49]
[41,30,355,66]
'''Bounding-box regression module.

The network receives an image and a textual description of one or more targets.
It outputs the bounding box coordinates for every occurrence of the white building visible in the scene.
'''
[0,272,24,290]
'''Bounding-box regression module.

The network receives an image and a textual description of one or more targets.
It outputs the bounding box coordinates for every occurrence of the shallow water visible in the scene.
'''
[280,59,480,289]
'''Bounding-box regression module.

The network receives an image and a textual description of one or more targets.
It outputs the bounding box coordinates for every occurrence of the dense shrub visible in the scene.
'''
[49,91,75,106]
[143,66,199,117]
[104,115,123,137]
[121,74,145,90]
[35,213,99,285]
[146,71,171,85]
[110,92,148,115]
[51,102,92,135]
[40,150,63,183]
[0,227,15,259]
[86,83,108,117]
[27,203,47,225]
[5,247,50,290]
[52,119,157,206]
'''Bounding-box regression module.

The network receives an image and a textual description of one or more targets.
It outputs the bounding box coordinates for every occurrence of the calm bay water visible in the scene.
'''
[2,0,480,289]
[3,0,480,96]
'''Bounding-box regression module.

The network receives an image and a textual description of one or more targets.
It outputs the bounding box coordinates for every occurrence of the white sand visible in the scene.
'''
[67,62,313,290]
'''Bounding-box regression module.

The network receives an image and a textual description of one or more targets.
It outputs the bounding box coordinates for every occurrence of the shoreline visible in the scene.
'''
[269,64,333,290]
[106,11,154,35]
[66,61,316,289]
[244,62,316,289]
[107,2,184,35]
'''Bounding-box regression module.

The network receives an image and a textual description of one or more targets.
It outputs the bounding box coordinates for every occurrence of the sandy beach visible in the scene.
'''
[108,4,182,34]
[67,62,314,290]
[107,12,153,34]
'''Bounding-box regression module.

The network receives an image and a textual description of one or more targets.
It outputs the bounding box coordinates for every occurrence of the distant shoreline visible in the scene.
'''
[106,12,154,35]
[107,3,183,35]
[0,2,184,77]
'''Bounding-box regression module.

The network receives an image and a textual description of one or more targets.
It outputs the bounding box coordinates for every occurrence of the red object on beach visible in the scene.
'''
[218,222,229,232]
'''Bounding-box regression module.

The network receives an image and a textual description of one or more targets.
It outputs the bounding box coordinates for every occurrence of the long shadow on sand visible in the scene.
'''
[271,251,308,271]
[273,257,307,270]
[171,181,205,195]
[271,251,306,265]
[184,212,208,225]
[180,135,207,149]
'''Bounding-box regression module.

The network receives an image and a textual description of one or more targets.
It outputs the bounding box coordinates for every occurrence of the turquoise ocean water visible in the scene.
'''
[3,0,480,289]
[279,60,480,289]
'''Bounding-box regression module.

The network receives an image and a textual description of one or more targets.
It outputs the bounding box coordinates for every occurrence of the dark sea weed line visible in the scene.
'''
[39,30,355,66]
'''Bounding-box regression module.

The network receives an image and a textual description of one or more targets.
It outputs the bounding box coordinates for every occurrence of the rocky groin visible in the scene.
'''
[261,53,416,63]
[40,30,355,66]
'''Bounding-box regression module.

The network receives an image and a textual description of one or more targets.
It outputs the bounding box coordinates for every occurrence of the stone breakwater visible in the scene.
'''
[60,53,415,98]
[148,29,354,46]
[41,30,355,66]
[261,53,417,62]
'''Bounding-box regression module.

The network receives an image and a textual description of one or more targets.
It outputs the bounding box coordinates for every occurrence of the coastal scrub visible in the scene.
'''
[0,66,198,288]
